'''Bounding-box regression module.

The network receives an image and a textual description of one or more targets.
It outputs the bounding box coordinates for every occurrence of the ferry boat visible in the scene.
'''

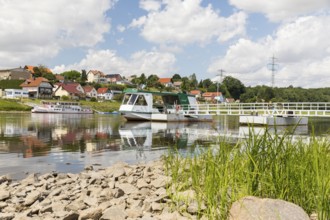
[31,101,93,114]
[119,89,213,122]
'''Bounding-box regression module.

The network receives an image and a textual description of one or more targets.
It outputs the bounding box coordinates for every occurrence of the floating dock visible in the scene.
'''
[239,115,308,126]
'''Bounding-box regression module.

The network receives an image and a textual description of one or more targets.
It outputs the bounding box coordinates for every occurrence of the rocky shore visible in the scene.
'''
[0,160,312,220]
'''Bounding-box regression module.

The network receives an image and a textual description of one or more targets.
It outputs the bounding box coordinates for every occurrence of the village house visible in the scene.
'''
[4,89,29,99]
[87,70,106,83]
[202,92,222,102]
[158,78,173,87]
[173,81,182,90]
[20,77,54,98]
[106,74,123,84]
[54,83,85,99]
[83,86,97,98]
[97,88,122,100]
[189,90,202,98]
[0,67,31,80]
[55,74,65,83]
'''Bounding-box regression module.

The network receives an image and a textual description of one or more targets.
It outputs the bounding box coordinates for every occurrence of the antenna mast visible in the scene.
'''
[267,55,279,88]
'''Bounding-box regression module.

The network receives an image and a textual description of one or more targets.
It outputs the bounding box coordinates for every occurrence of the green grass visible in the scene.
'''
[164,128,330,219]
[0,99,32,111]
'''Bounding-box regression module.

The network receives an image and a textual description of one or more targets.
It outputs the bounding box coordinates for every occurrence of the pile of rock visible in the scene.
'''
[0,160,312,220]
[0,160,198,220]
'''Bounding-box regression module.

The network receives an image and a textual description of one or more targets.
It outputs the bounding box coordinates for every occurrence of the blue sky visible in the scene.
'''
[1,0,330,87]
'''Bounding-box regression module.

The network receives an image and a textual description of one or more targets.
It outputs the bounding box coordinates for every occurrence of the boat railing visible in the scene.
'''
[176,102,330,117]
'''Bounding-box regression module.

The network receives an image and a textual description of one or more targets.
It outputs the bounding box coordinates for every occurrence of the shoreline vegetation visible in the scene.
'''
[0,99,122,113]
[0,129,328,219]
[164,128,330,219]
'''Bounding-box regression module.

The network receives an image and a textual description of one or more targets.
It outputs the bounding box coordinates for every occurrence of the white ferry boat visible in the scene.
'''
[31,101,93,114]
[119,89,213,122]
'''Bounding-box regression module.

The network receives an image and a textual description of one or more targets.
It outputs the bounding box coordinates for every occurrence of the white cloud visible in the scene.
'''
[229,0,330,22]
[0,0,114,68]
[208,14,330,88]
[52,49,176,77]
[117,25,126,32]
[139,0,162,11]
[131,0,247,46]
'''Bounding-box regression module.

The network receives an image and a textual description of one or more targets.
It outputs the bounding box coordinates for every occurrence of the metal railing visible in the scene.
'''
[177,102,330,117]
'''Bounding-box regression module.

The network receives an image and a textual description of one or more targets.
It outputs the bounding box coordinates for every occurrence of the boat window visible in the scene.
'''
[128,94,138,105]
[123,94,131,104]
[136,95,148,106]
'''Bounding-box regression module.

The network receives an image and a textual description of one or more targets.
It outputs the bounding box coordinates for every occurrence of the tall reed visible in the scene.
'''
[164,127,330,219]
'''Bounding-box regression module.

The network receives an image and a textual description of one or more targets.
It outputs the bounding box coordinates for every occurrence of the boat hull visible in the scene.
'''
[121,111,213,122]
[31,107,93,114]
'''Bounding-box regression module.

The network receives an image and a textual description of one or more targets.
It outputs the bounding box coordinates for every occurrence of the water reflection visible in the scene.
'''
[0,113,328,180]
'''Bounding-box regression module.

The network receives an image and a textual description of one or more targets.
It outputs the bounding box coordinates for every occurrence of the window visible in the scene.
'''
[136,95,147,106]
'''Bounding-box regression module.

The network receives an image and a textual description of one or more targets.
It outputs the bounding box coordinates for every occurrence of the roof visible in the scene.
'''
[189,90,201,95]
[83,86,95,93]
[158,78,172,84]
[97,88,108,94]
[173,81,182,86]
[88,70,106,77]
[55,74,64,81]
[61,84,82,94]
[202,92,222,97]
[20,77,51,87]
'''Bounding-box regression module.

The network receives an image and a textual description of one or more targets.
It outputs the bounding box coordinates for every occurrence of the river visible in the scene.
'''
[0,113,329,180]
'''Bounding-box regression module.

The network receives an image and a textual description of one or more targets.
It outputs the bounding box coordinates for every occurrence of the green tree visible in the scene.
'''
[222,76,246,100]
[81,69,87,82]
[61,70,81,81]
[172,73,182,82]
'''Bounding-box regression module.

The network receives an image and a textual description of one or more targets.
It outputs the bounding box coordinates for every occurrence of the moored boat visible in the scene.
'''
[31,101,93,114]
[119,89,213,122]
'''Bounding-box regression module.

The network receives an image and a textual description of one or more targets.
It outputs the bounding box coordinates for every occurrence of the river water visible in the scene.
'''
[0,113,329,180]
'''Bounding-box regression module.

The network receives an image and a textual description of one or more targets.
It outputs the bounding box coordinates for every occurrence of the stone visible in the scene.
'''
[117,183,138,195]
[78,207,102,220]
[136,179,149,189]
[0,212,15,220]
[112,188,125,198]
[229,196,310,220]
[63,212,79,220]
[0,191,10,201]
[101,205,128,220]
[126,208,143,218]
[150,175,171,188]
[24,190,41,206]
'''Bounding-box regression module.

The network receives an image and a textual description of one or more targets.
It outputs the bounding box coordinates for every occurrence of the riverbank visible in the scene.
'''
[0,99,121,113]
[0,159,314,220]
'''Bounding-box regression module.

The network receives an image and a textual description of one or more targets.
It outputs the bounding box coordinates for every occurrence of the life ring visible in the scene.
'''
[175,105,181,112]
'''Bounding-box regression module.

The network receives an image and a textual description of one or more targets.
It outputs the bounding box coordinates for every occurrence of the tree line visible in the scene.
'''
[23,65,330,103]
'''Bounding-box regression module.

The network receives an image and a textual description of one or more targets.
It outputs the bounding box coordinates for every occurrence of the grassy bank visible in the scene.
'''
[164,128,330,219]
[15,99,121,113]
[0,99,32,111]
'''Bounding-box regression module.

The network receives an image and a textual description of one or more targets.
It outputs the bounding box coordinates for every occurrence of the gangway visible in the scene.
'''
[179,102,330,117]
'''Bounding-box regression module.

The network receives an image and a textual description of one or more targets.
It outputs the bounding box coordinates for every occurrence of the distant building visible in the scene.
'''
[158,78,173,87]
[55,74,65,82]
[4,89,29,99]
[97,88,122,100]
[106,74,123,84]
[0,67,31,80]
[189,90,202,98]
[202,92,222,102]
[20,77,54,98]
[87,70,106,83]
[54,83,85,99]
[173,81,182,90]
[83,86,97,98]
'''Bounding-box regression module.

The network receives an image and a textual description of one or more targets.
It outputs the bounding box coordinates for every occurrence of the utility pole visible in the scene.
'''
[217,69,225,96]
[267,55,279,88]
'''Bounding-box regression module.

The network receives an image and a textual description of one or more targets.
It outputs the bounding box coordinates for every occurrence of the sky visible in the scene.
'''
[1,0,330,88]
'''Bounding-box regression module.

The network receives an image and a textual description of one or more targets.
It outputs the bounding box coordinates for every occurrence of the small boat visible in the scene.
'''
[119,89,213,122]
[31,101,93,114]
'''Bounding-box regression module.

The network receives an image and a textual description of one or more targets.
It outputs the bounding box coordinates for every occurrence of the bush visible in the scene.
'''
[90,97,97,102]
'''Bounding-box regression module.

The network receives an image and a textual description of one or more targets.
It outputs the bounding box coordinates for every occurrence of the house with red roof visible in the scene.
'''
[202,92,222,102]
[20,77,54,98]
[97,87,122,100]
[189,90,202,98]
[83,86,97,98]
[54,83,85,99]
[158,78,173,87]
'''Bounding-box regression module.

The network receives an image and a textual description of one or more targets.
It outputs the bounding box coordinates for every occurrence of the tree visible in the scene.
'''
[146,74,160,88]
[81,69,87,82]
[172,73,181,82]
[61,70,81,81]
[189,73,198,89]
[222,76,246,100]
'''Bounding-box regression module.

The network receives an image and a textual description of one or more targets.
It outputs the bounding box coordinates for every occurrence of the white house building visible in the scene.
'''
[4,89,29,99]
[87,70,107,83]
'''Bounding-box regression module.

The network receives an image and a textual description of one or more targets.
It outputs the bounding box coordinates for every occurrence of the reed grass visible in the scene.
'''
[164,127,330,219]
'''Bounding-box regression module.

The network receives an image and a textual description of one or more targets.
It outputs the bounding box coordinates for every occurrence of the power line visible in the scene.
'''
[267,55,279,88]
